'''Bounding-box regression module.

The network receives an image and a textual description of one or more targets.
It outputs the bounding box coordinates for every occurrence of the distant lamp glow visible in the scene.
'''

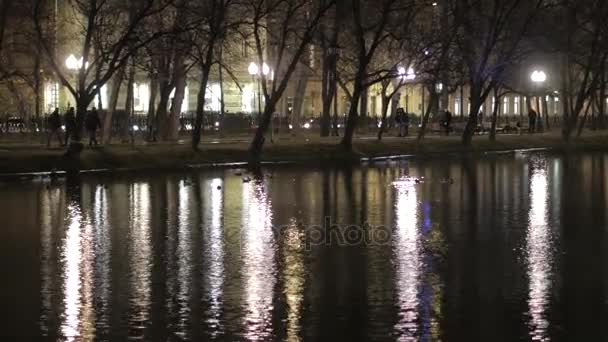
[65,54,79,70]
[215,121,220,127]
[289,124,293,130]
[531,70,547,84]
[262,63,270,76]
[248,62,259,76]
[132,125,140,132]
[65,54,87,70]
[303,122,311,129]
[432,2,437,6]
[398,66,416,81]
[435,82,444,93]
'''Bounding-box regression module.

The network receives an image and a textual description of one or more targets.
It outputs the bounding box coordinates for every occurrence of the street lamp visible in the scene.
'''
[248,62,261,121]
[531,70,547,130]
[398,67,416,112]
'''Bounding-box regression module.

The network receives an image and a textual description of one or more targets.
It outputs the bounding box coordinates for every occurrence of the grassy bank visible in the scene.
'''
[1,132,608,175]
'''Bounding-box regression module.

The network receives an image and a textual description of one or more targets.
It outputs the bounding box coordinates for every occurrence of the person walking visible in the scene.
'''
[443,110,453,136]
[402,111,410,137]
[395,108,403,137]
[46,108,63,147]
[64,107,76,145]
[85,107,101,147]
[528,108,537,133]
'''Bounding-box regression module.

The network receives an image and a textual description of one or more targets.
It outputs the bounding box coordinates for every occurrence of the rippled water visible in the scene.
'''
[2,152,608,340]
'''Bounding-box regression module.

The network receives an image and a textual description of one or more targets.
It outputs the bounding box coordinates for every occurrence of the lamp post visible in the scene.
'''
[398,67,416,113]
[435,82,444,115]
[249,61,273,141]
[248,62,259,121]
[531,70,547,131]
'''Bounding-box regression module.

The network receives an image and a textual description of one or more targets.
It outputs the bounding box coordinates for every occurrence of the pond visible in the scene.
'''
[1,152,607,341]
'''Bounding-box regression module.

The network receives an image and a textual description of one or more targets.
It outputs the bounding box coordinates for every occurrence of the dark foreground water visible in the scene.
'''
[2,152,608,341]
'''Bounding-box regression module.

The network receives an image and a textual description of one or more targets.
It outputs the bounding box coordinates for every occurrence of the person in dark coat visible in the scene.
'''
[64,107,76,145]
[528,109,537,133]
[46,108,63,147]
[443,110,453,136]
[401,111,410,137]
[395,108,403,137]
[85,107,101,146]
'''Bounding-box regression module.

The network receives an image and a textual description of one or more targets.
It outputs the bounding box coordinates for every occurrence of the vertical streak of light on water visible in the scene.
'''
[241,181,276,341]
[129,183,152,337]
[526,168,552,341]
[393,179,421,341]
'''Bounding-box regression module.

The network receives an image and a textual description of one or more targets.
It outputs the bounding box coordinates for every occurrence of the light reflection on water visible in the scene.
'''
[526,166,553,340]
[201,178,225,335]
[241,181,276,341]
[6,153,608,340]
[393,179,421,341]
[129,183,151,336]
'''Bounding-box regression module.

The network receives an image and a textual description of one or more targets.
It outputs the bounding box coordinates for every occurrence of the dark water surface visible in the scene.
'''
[2,152,608,341]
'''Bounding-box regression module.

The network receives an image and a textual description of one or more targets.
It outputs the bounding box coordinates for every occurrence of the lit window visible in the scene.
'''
[169,85,189,113]
[242,84,254,113]
[205,83,222,112]
[454,98,460,115]
[492,97,496,111]
[503,97,509,114]
[514,96,520,115]
[134,83,150,112]
[44,82,59,112]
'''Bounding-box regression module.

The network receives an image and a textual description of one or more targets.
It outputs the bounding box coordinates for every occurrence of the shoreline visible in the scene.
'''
[0,133,607,178]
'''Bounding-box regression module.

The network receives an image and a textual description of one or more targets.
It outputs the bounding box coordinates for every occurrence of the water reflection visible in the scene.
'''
[282,218,305,341]
[241,180,276,340]
[60,189,95,340]
[176,180,193,336]
[201,178,225,335]
[526,165,553,340]
[129,183,152,336]
[393,178,421,340]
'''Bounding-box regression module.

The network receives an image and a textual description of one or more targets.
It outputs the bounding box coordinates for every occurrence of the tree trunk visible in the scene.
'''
[416,88,438,142]
[168,66,186,142]
[489,89,500,141]
[219,61,226,138]
[291,74,307,136]
[146,72,158,141]
[462,85,483,146]
[156,80,173,141]
[341,81,363,149]
[377,95,390,140]
[102,67,125,144]
[192,64,212,150]
[121,64,135,142]
[249,98,279,158]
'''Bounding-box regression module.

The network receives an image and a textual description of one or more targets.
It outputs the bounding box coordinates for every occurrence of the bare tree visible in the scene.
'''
[33,0,173,155]
[191,0,239,150]
[453,0,545,145]
[246,0,335,158]
[551,0,608,141]
[338,0,416,150]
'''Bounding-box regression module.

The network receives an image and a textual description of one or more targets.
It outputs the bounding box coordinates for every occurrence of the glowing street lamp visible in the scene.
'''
[435,82,444,93]
[531,70,547,130]
[248,62,259,76]
[65,54,87,70]
[530,70,547,84]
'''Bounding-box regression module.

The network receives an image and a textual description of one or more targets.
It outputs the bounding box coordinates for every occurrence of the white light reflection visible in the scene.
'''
[176,180,193,334]
[393,180,421,340]
[92,185,111,334]
[526,168,552,340]
[60,198,95,341]
[40,186,62,335]
[129,183,152,334]
[283,218,304,341]
[241,181,276,340]
[203,178,225,334]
